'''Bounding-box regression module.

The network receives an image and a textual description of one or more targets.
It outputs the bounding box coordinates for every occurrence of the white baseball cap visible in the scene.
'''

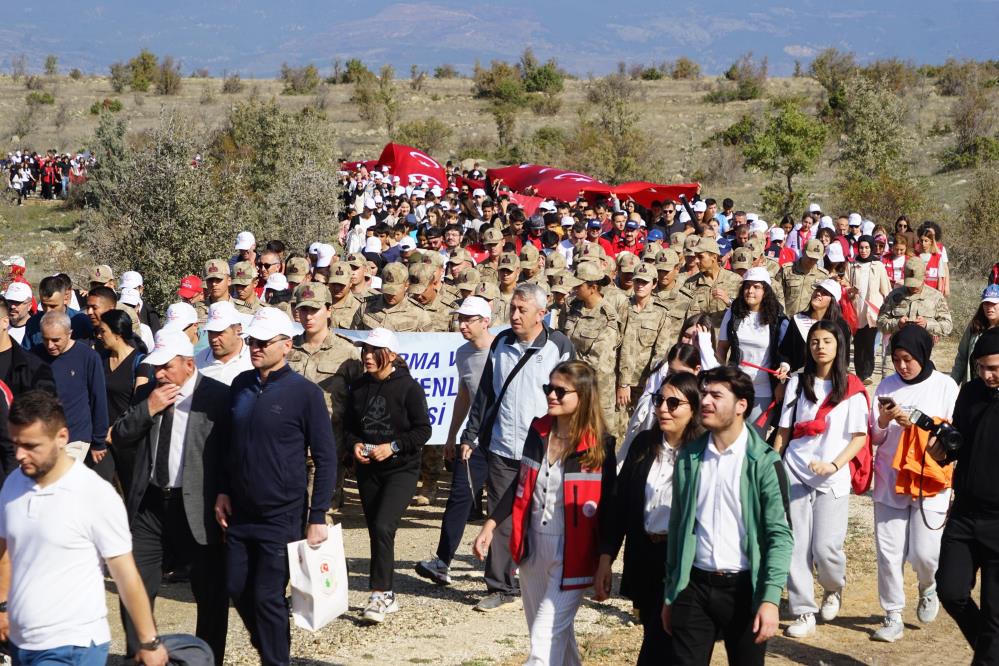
[315,244,335,268]
[119,287,141,307]
[3,282,32,302]
[264,273,289,293]
[357,327,399,353]
[245,307,296,341]
[742,266,771,285]
[746,213,759,222]
[398,237,417,251]
[472,188,486,197]
[364,237,382,254]
[749,219,768,235]
[807,203,821,213]
[144,329,195,366]
[2,256,26,268]
[452,296,492,319]
[819,215,835,230]
[825,242,846,263]
[308,242,323,255]
[561,216,575,227]
[815,278,842,302]
[234,231,256,251]
[119,270,143,290]
[162,302,199,332]
[848,213,862,227]
[693,201,707,213]
[204,301,246,332]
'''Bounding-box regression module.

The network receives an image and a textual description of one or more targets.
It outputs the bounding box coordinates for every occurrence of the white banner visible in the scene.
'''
[335,329,467,445]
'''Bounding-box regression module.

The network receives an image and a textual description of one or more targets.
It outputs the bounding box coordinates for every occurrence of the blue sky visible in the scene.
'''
[2,0,996,77]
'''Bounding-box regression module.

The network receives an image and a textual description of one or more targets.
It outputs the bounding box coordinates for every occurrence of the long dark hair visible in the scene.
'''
[731,281,783,326]
[678,313,717,348]
[972,302,999,334]
[656,371,704,445]
[803,285,843,321]
[100,309,148,355]
[800,320,849,405]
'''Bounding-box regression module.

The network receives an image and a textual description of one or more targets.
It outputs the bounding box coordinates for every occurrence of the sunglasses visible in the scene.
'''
[247,336,287,349]
[651,394,689,411]
[542,384,577,400]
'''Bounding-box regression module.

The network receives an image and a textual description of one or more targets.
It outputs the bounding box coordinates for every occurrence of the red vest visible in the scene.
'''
[923,253,942,289]
[510,415,607,590]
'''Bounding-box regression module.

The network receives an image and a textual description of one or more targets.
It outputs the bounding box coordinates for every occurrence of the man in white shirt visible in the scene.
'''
[3,282,33,345]
[663,366,792,665]
[0,390,168,666]
[195,302,252,386]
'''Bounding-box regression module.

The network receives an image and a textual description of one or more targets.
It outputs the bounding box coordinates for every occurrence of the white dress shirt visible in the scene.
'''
[530,453,564,536]
[152,372,197,489]
[644,437,679,534]
[195,339,252,386]
[693,425,750,572]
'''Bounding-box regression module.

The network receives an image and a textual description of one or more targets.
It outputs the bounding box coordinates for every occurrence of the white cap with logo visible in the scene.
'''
[357,327,400,353]
[119,287,141,307]
[162,302,199,332]
[452,296,492,319]
[741,266,772,285]
[234,231,256,251]
[119,271,143,290]
[144,329,195,366]
[204,301,247,333]
[245,307,296,341]
[3,282,32,302]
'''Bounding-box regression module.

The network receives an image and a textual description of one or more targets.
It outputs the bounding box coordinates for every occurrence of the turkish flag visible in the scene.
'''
[486,164,614,202]
[456,174,486,192]
[342,159,379,173]
[611,182,700,208]
[507,192,545,217]
[376,143,447,188]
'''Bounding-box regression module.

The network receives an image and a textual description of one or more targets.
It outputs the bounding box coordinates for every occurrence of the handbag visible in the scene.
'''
[287,524,349,631]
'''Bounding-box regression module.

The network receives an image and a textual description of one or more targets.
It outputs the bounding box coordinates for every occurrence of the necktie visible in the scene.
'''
[154,405,174,488]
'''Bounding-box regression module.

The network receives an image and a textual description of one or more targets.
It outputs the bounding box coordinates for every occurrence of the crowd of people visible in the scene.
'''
[3,150,92,204]
[0,162,997,666]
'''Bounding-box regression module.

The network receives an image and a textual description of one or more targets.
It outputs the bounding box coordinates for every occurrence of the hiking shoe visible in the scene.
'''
[415,556,453,586]
[474,592,520,612]
[918,586,940,623]
[784,613,816,638]
[362,591,400,624]
[820,590,842,622]
[871,613,904,642]
[412,494,431,507]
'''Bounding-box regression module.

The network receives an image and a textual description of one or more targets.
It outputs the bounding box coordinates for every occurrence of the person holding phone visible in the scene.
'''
[869,325,959,642]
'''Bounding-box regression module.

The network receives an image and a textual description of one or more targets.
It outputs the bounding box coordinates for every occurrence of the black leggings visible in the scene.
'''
[356,458,421,591]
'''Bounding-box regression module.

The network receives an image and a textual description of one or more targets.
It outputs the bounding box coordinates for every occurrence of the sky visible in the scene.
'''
[2,0,997,77]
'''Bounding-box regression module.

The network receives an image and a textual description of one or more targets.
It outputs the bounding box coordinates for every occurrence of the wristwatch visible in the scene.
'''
[0,601,7,612]
[139,636,162,651]
[390,441,400,454]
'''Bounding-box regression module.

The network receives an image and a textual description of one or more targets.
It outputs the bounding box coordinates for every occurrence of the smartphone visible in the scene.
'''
[877,396,896,410]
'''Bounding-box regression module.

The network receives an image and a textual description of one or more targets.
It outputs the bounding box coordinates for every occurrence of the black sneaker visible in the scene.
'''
[474,592,520,612]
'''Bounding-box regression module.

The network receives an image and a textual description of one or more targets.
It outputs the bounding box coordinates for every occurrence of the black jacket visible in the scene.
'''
[345,364,431,468]
[2,339,55,397]
[951,378,999,511]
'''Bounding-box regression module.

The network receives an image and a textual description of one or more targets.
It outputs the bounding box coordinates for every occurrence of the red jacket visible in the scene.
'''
[506,415,616,590]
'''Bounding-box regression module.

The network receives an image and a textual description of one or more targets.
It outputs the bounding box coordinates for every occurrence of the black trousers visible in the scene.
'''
[485,452,521,596]
[937,509,999,664]
[853,325,878,380]
[356,458,420,590]
[670,569,765,666]
[638,600,672,665]
[123,486,228,666]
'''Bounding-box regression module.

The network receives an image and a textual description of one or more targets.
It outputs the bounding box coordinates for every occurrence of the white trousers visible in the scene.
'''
[519,531,585,666]
[787,478,849,615]
[874,501,944,613]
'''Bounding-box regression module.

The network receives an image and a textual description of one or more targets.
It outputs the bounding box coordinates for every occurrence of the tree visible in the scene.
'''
[280,63,320,94]
[110,62,130,92]
[952,165,999,275]
[520,48,564,94]
[809,48,857,117]
[941,80,998,170]
[742,97,827,218]
[393,118,452,154]
[473,60,529,154]
[10,54,26,81]
[704,53,767,103]
[44,54,58,76]
[128,49,159,92]
[155,56,182,95]
[350,65,400,137]
[410,65,427,92]
[670,57,700,80]
[836,76,910,176]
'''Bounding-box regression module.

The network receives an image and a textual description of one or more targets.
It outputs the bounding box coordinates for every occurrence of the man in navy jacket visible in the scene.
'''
[214,307,336,666]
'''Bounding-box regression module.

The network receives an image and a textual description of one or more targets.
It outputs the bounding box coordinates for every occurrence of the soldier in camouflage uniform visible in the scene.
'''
[351,262,432,331]
[285,256,312,291]
[616,251,640,295]
[230,261,263,315]
[495,252,521,323]
[877,256,953,339]
[518,243,546,285]
[347,252,374,299]
[288,282,364,508]
[678,236,742,330]
[474,282,506,326]
[544,251,568,288]
[561,261,621,431]
[327,263,362,329]
[745,237,780,280]
[409,264,455,333]
[204,258,232,308]
[548,272,577,330]
[774,238,829,314]
[478,227,504,283]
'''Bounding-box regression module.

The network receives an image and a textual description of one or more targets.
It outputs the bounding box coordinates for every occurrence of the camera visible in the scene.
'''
[909,409,964,453]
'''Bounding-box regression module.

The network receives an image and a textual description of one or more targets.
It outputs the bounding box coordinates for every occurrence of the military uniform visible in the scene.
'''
[562,298,620,426]
[877,259,954,338]
[409,264,455,333]
[679,267,742,329]
[618,299,671,393]
[230,261,262,315]
[351,262,432,331]
[774,261,829,315]
[474,282,507,326]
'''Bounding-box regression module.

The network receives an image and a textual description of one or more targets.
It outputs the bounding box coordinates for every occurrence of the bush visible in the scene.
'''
[392,117,453,154]
[351,65,400,136]
[530,92,562,116]
[344,59,371,84]
[24,75,44,91]
[860,58,919,95]
[280,63,320,94]
[221,72,244,94]
[932,58,979,96]
[951,165,999,276]
[832,171,929,229]
[44,54,58,76]
[90,98,124,114]
[155,56,182,95]
[473,60,525,101]
[190,67,210,78]
[69,68,83,81]
[11,105,37,138]
[670,57,700,80]
[25,91,55,106]
[199,84,216,105]
[940,83,998,170]
[809,48,857,118]
[704,113,758,147]
[640,67,663,81]
[525,126,567,166]
[410,65,427,92]
[836,76,910,176]
[110,62,130,93]
[520,49,565,95]
[704,53,767,103]
[433,64,459,79]
[128,49,158,92]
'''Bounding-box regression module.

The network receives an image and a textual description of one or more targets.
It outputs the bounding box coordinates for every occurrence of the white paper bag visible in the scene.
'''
[287,524,349,631]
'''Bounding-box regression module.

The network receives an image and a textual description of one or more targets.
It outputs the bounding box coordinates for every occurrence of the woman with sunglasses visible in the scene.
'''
[596,372,703,663]
[472,361,615,665]
[774,320,870,639]
[345,328,432,625]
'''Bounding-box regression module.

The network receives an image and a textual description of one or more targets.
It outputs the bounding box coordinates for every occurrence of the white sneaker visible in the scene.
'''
[362,591,400,624]
[784,613,816,638]
[871,613,904,642]
[918,586,940,623]
[415,556,452,586]
[820,590,842,622]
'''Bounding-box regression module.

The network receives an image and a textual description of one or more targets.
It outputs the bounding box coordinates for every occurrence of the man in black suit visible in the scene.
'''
[112,329,230,665]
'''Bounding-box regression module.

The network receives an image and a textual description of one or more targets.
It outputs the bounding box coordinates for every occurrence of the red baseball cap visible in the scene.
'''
[177,275,203,299]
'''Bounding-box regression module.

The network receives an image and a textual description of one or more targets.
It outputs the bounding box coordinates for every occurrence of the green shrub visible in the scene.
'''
[860,58,919,95]
[833,171,929,230]
[530,92,562,116]
[941,83,998,170]
[704,53,767,103]
[640,67,663,81]
[704,114,758,147]
[26,91,55,106]
[69,68,83,81]
[110,62,130,93]
[670,57,700,80]
[155,56,182,95]
[128,49,158,92]
[90,98,123,114]
[392,117,453,154]
[222,73,244,94]
[950,165,999,277]
[433,64,459,79]
[280,63,320,94]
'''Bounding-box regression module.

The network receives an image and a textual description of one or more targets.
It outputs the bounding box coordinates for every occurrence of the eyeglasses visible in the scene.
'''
[651,394,689,411]
[257,262,279,269]
[247,336,287,349]
[542,384,577,400]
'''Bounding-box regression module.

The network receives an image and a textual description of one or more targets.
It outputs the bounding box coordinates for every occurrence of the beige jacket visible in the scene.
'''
[849,260,891,328]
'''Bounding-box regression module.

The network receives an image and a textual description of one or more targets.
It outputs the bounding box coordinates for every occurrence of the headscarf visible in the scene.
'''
[890,324,935,384]
[855,235,877,263]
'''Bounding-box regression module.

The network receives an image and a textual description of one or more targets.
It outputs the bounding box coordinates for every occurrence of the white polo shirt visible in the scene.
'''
[0,460,132,650]
[195,340,252,386]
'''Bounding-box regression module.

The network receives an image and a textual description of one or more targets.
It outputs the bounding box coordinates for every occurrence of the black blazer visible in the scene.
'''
[112,374,231,546]
[599,427,670,609]
[2,339,55,397]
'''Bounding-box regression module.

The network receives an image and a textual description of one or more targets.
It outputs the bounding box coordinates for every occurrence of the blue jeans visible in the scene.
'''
[13,641,110,666]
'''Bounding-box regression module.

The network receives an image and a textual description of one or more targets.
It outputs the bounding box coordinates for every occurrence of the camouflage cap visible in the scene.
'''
[230,261,258,286]
[327,262,352,286]
[656,248,681,272]
[550,271,582,294]
[683,235,701,256]
[519,243,540,269]
[285,257,311,282]
[421,250,445,269]
[456,267,482,292]
[617,251,640,274]
[204,258,228,280]
[448,248,474,265]
[380,262,409,295]
[694,236,721,256]
[294,282,332,309]
[578,242,606,261]
[641,243,663,263]
[804,238,824,260]
[575,260,609,285]
[545,252,568,275]
[473,282,501,300]
[670,232,688,248]
[89,264,114,284]
[633,262,658,283]
[731,247,754,271]
[903,256,926,288]
[744,237,765,259]
[408,263,436,295]
[346,252,367,268]
[498,252,520,271]
[481,227,503,245]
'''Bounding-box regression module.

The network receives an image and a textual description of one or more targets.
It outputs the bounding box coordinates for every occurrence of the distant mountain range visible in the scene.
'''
[1,0,995,78]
